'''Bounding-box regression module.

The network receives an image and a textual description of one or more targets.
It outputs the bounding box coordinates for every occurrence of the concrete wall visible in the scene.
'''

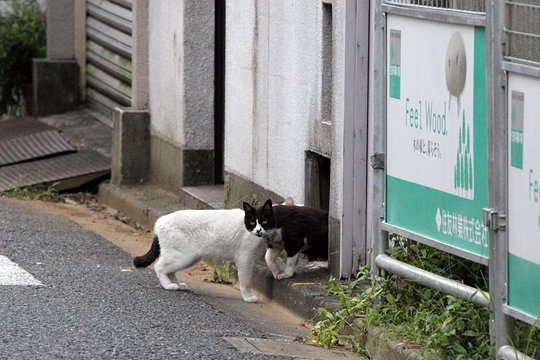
[225,0,346,221]
[147,0,215,191]
[33,0,82,116]
[148,1,184,146]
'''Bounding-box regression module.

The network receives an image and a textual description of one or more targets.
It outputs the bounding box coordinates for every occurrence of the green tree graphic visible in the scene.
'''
[454,110,474,198]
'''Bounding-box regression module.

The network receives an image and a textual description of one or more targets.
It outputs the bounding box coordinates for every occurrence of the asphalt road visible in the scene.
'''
[0,198,291,360]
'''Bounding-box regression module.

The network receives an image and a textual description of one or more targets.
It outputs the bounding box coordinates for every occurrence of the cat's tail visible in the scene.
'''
[133,235,160,268]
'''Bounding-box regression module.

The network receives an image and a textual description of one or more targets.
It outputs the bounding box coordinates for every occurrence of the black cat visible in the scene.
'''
[243,199,328,279]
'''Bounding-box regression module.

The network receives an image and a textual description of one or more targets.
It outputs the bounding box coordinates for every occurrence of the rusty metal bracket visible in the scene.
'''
[370,152,385,170]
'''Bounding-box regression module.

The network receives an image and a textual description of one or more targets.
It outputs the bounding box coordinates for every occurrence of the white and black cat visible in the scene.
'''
[243,199,328,279]
[133,209,266,302]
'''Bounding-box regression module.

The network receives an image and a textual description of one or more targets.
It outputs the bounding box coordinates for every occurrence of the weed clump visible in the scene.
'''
[310,238,540,359]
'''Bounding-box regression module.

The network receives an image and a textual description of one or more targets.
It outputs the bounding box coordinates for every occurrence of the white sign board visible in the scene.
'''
[507,73,540,321]
[386,15,489,260]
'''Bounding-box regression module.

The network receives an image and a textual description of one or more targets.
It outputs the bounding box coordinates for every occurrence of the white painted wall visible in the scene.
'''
[225,0,256,178]
[225,0,346,219]
[148,1,215,151]
[148,1,185,147]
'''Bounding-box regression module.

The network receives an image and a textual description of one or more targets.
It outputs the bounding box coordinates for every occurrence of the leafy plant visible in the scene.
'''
[310,238,540,359]
[0,0,46,116]
[208,260,236,284]
[1,182,62,202]
[511,318,540,358]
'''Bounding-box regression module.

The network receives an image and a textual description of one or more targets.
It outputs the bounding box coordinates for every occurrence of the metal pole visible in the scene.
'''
[370,0,388,273]
[498,346,537,360]
[375,254,491,307]
[485,0,515,357]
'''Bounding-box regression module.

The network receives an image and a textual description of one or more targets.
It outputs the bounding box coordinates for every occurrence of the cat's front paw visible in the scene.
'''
[243,295,258,303]
[163,283,188,291]
[277,271,294,280]
[271,271,283,279]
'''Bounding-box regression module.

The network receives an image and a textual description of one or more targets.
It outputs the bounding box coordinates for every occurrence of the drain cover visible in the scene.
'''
[222,337,358,360]
[0,130,76,166]
[0,118,110,192]
[0,150,110,192]
[0,117,55,141]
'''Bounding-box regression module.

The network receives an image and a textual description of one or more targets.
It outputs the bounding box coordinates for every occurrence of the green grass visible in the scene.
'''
[208,260,236,284]
[1,182,62,202]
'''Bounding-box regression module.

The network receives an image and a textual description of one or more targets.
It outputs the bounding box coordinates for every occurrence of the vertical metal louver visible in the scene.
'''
[506,1,540,66]
[86,0,133,123]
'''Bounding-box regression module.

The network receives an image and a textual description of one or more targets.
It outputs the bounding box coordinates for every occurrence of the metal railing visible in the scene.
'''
[384,0,485,13]
[506,1,540,65]
[375,255,490,307]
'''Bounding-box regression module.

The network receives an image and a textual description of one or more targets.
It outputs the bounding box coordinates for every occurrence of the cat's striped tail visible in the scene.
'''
[133,235,160,268]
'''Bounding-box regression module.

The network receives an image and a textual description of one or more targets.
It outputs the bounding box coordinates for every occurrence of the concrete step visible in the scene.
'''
[179,185,225,209]
[98,182,185,229]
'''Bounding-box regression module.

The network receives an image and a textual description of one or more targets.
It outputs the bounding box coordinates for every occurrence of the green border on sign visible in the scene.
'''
[508,253,540,318]
[386,27,488,259]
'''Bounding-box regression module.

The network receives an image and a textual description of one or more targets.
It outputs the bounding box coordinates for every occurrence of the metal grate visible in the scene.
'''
[0,130,76,167]
[384,0,485,13]
[0,118,55,142]
[0,117,111,193]
[506,1,540,66]
[0,150,110,192]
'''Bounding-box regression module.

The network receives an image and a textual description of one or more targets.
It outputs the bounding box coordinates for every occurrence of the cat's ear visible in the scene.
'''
[243,202,254,213]
[284,197,295,205]
[263,199,273,211]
